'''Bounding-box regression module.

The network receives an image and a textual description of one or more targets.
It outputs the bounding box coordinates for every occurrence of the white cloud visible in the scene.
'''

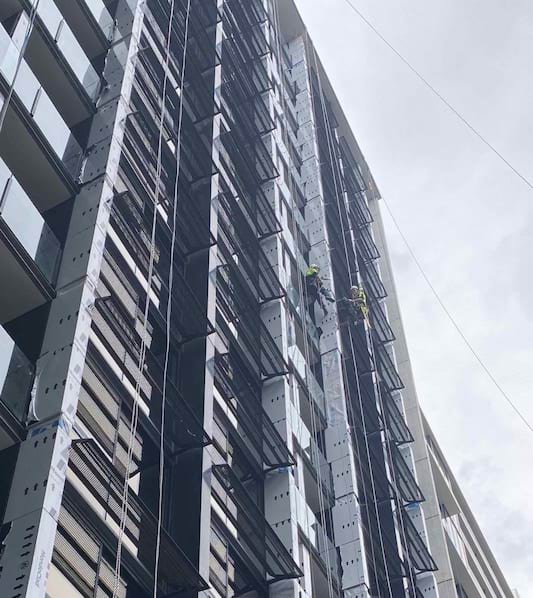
[294,0,533,593]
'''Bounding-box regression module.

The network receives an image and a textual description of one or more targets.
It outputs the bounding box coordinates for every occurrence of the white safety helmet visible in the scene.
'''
[311,264,320,271]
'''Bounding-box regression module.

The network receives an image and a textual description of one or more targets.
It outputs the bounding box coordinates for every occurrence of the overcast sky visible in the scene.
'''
[293,0,533,594]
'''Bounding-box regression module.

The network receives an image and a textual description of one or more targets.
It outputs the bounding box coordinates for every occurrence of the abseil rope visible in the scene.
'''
[112,0,177,594]
[368,330,419,595]
[271,6,336,596]
[153,0,192,595]
[311,43,395,598]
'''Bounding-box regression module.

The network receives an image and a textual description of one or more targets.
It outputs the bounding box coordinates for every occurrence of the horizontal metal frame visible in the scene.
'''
[216,273,288,380]
[296,439,335,508]
[211,464,303,583]
[380,390,414,446]
[215,352,294,473]
[67,439,209,594]
[359,257,387,301]
[369,297,395,344]
[347,193,374,230]
[388,441,424,506]
[338,137,368,196]
[374,342,404,393]
[216,143,282,240]
[210,511,270,597]
[105,230,214,344]
[217,193,284,303]
[401,506,438,573]
[355,224,380,264]
[84,344,210,468]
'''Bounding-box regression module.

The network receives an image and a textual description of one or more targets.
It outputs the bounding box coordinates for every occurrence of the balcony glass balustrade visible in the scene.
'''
[0,326,34,422]
[31,0,100,99]
[294,485,340,587]
[0,159,60,283]
[0,27,83,173]
[83,0,114,39]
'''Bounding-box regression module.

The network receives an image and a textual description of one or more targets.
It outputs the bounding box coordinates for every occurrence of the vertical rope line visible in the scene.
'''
[271,5,335,596]
[311,43,395,598]
[0,0,41,135]
[316,42,418,590]
[113,0,177,594]
[296,29,383,597]
[368,331,419,596]
[153,0,192,594]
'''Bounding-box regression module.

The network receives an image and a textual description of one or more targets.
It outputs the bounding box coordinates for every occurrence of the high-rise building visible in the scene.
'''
[0,0,515,597]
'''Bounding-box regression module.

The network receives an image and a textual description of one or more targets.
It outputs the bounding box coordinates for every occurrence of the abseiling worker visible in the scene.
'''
[338,285,368,324]
[305,264,335,312]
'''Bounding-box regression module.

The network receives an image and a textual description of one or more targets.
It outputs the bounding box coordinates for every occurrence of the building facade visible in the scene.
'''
[0,0,514,597]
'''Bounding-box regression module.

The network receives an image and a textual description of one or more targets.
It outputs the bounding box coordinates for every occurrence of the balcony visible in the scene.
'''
[66,439,209,596]
[381,391,413,446]
[211,464,302,591]
[215,351,294,475]
[0,163,60,323]
[299,433,335,511]
[0,326,34,422]
[54,0,113,59]
[0,159,60,279]
[0,27,79,205]
[294,486,341,593]
[401,506,437,574]
[8,0,99,126]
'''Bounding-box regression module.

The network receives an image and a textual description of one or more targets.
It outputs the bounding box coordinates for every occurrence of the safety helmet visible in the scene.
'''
[311,264,320,271]
[350,285,359,293]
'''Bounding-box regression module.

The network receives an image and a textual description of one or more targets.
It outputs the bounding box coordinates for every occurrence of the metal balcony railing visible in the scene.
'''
[401,507,438,573]
[84,342,210,468]
[359,258,387,301]
[374,343,403,393]
[355,224,380,264]
[381,391,413,446]
[369,298,395,345]
[211,465,302,586]
[67,440,209,595]
[388,442,424,506]
[215,352,294,474]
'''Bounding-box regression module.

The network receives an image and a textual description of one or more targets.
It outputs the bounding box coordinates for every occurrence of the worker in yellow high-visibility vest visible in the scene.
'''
[305,264,335,312]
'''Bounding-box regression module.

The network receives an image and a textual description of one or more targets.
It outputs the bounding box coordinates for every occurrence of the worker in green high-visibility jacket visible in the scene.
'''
[305,264,335,312]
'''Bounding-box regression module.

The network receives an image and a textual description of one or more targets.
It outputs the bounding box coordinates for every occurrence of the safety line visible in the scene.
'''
[381,198,533,436]
[315,44,420,588]
[312,31,427,590]
[272,5,336,597]
[311,41,395,598]
[153,0,192,594]
[112,0,177,594]
[340,0,533,193]
[368,331,419,596]
[0,0,41,135]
